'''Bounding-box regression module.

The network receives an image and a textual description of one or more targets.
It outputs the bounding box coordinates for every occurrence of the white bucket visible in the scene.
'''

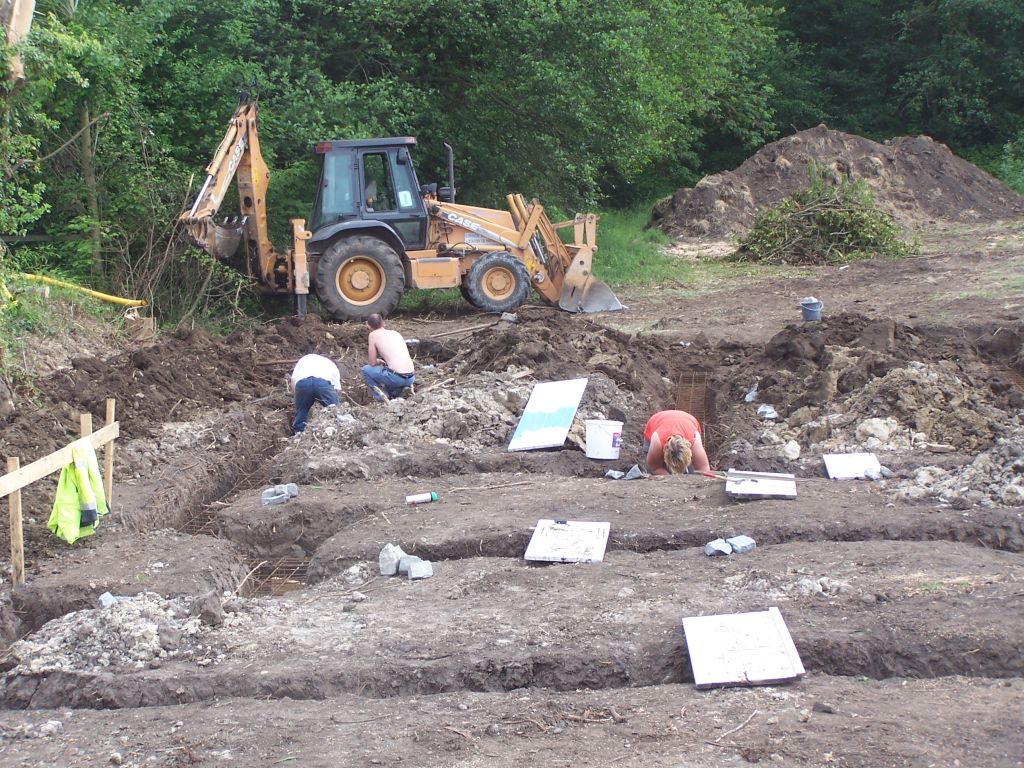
[585,419,623,460]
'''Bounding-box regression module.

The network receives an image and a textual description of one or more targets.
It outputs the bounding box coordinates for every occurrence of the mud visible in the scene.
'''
[2,219,1024,766]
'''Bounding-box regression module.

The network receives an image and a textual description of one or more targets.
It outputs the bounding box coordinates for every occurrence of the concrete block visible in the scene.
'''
[398,555,423,576]
[704,539,733,557]
[408,561,434,580]
[378,543,407,576]
[726,535,756,554]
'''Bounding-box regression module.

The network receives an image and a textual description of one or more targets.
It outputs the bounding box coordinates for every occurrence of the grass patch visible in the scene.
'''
[592,206,804,293]
[397,287,466,316]
[0,277,120,391]
[591,207,683,285]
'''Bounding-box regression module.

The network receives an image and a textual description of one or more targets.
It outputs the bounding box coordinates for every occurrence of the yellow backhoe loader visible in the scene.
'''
[179,94,623,320]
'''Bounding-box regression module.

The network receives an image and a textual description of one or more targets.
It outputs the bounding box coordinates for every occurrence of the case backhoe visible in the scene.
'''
[179,95,623,320]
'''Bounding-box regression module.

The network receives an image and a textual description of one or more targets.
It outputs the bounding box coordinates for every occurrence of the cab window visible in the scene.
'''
[315,151,356,227]
[362,152,396,212]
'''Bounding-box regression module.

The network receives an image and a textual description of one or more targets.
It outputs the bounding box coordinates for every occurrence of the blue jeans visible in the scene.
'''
[361,364,415,400]
[293,376,339,432]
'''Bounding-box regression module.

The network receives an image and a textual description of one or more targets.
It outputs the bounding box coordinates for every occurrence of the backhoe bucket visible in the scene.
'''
[185,216,246,259]
[558,264,625,313]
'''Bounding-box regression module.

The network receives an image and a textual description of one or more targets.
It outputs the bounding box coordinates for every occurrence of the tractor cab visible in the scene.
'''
[310,137,429,250]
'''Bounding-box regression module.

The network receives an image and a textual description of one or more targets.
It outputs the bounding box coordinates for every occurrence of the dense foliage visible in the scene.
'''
[0,0,1020,319]
[769,0,1024,148]
[731,166,919,265]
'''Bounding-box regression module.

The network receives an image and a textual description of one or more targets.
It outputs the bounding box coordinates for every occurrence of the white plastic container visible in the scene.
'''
[584,419,623,460]
[405,491,438,505]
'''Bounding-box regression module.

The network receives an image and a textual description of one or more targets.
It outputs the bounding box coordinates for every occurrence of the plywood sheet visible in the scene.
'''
[524,519,610,563]
[507,378,589,452]
[823,452,881,480]
[725,469,797,499]
[682,607,805,689]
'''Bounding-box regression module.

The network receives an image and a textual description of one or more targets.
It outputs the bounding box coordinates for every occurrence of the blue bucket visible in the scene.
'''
[800,297,823,321]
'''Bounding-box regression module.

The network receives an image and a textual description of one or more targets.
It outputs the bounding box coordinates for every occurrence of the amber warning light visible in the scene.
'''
[314,142,333,154]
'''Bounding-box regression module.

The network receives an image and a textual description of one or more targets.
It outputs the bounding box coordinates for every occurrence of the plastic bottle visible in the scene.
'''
[405,491,438,505]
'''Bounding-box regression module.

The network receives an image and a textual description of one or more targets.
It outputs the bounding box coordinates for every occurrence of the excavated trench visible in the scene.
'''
[5,314,1024,713]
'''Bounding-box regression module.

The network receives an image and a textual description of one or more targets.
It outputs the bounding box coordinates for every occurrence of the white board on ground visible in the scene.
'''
[725,469,797,499]
[823,452,881,480]
[524,519,610,563]
[507,377,589,452]
[682,606,805,689]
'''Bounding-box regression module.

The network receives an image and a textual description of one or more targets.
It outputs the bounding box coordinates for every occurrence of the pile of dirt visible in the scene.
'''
[418,317,672,410]
[894,425,1024,508]
[696,316,1024,483]
[276,370,640,482]
[0,315,362,461]
[0,592,258,674]
[650,125,1024,239]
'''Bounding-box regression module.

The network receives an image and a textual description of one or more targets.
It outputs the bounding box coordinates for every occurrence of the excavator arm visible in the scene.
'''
[179,97,310,300]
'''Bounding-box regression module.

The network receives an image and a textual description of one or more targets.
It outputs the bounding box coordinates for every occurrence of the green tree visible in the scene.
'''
[768,0,1024,149]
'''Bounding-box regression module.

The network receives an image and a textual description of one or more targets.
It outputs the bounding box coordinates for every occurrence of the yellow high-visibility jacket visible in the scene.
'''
[48,439,110,544]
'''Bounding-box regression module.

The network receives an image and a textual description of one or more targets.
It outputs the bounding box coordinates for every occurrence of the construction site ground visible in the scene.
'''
[1,220,1023,767]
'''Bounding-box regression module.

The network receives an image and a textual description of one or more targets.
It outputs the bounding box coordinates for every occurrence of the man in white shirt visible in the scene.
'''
[361,313,415,401]
[289,350,341,432]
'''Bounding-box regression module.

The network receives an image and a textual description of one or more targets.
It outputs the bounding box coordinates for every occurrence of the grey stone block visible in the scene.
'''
[378,543,407,576]
[191,590,224,626]
[704,538,733,556]
[408,561,434,580]
[624,464,645,480]
[398,555,423,576]
[726,535,756,554]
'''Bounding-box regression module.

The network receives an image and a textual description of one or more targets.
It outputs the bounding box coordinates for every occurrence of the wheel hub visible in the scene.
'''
[337,256,384,305]
[483,267,514,300]
[350,270,372,291]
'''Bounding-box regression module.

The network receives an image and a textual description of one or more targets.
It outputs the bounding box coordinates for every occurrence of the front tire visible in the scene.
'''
[315,236,405,321]
[464,251,530,313]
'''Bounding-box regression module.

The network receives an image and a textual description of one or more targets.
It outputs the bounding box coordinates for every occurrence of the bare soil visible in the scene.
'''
[649,125,1024,239]
[1,200,1023,763]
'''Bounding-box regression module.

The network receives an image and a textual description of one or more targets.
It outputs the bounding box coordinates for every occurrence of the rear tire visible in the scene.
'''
[316,236,405,321]
[464,251,530,313]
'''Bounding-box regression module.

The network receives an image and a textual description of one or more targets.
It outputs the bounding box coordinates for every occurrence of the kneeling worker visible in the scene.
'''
[361,313,415,401]
[643,409,712,475]
[289,349,341,433]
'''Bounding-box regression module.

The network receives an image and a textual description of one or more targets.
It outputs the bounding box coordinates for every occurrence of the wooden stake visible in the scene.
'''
[7,457,24,587]
[103,398,115,505]
[80,411,93,437]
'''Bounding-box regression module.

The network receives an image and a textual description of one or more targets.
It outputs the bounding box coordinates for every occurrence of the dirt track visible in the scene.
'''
[1,222,1023,767]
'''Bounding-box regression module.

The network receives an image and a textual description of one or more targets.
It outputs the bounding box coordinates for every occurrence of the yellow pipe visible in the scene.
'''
[21,273,148,307]
[0,279,15,310]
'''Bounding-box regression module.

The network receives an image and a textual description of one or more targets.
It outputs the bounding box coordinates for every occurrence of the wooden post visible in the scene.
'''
[80,411,93,437]
[7,457,24,587]
[103,399,115,505]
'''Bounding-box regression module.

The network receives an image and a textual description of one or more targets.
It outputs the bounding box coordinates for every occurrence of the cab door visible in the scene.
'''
[359,148,427,250]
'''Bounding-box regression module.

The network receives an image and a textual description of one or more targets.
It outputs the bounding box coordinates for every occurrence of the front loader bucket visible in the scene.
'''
[184,216,246,259]
[558,267,625,313]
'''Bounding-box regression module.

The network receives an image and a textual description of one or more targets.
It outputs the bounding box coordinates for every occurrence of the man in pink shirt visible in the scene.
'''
[361,313,416,401]
[643,410,712,475]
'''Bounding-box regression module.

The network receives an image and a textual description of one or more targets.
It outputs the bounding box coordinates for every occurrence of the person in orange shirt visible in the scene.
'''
[643,410,712,475]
